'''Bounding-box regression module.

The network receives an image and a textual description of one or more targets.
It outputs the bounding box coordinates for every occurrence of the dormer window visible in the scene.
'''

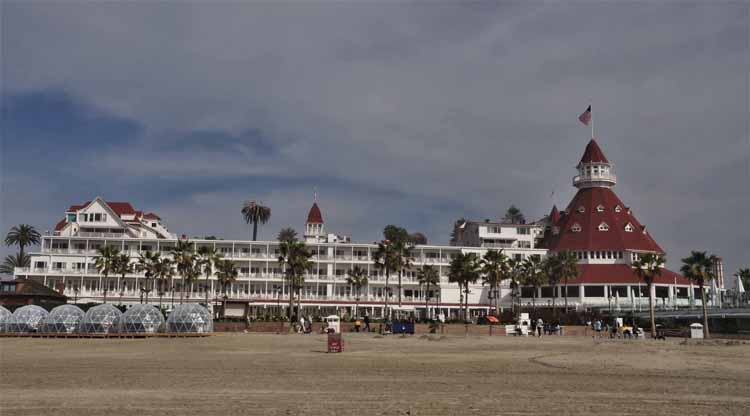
[598,222,609,231]
[596,205,604,213]
[577,206,585,213]
[624,223,634,232]
[614,205,622,213]
[571,223,582,233]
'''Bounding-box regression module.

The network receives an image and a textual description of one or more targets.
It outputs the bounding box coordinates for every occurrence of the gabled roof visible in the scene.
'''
[550,205,561,225]
[541,187,664,253]
[306,203,324,224]
[66,199,136,217]
[143,213,161,220]
[567,264,691,285]
[578,139,609,166]
[54,219,68,231]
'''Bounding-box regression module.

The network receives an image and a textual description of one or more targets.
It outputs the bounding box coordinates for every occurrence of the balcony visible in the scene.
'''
[573,173,616,186]
[76,231,127,238]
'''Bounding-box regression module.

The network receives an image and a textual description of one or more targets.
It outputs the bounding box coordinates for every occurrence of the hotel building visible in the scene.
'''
[14,139,704,318]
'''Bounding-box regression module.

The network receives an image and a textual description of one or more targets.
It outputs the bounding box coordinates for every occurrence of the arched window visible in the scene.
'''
[624,223,634,232]
[577,206,585,213]
[571,223,582,233]
[596,205,605,213]
[598,222,609,232]
[614,205,622,213]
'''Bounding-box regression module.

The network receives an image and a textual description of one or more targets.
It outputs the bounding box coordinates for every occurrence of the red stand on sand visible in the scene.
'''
[327,333,344,353]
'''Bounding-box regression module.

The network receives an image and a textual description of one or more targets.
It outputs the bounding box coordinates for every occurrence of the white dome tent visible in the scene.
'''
[120,304,164,333]
[5,305,49,333]
[80,304,122,334]
[41,304,85,333]
[166,304,213,333]
[0,305,12,332]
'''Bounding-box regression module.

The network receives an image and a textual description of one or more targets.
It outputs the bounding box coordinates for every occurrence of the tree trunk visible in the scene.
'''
[205,276,210,306]
[252,221,258,241]
[288,281,294,322]
[648,282,656,338]
[384,270,390,320]
[552,286,557,317]
[398,270,402,308]
[459,286,464,321]
[532,289,536,313]
[222,292,227,320]
[425,285,429,321]
[701,285,710,339]
[103,275,108,304]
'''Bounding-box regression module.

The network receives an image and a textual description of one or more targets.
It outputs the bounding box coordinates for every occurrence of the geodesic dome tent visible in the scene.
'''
[166,304,213,333]
[80,304,122,333]
[41,304,85,333]
[5,305,49,333]
[120,304,164,333]
[0,305,11,332]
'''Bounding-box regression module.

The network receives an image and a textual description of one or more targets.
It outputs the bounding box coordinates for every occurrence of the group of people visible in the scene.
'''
[590,319,641,339]
[530,318,562,337]
[293,315,313,334]
[352,316,371,332]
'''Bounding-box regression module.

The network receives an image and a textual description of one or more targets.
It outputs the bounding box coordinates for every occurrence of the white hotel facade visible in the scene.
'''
[14,139,707,318]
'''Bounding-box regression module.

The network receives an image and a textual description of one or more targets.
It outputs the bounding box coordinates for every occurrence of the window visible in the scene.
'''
[675,287,689,298]
[655,286,669,299]
[564,286,579,297]
[571,223,582,233]
[610,286,628,297]
[624,223,634,232]
[614,205,622,213]
[584,286,605,297]
[577,206,585,213]
[596,205,604,213]
[541,286,555,297]
[598,222,609,231]
[67,213,76,222]
[521,287,536,297]
[517,227,530,235]
[517,241,531,248]
[514,254,523,261]
[151,222,157,227]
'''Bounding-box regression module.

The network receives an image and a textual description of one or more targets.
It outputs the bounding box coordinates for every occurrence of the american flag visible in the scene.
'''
[578,105,592,126]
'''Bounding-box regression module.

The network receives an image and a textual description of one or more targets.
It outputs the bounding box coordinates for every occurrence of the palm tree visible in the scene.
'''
[171,239,196,303]
[542,255,561,316]
[632,252,665,338]
[241,201,271,241]
[4,224,41,260]
[346,266,369,318]
[383,225,414,309]
[113,253,133,305]
[556,251,579,314]
[448,252,480,322]
[506,258,527,319]
[481,250,509,316]
[0,253,30,275]
[416,265,439,320]
[521,256,546,313]
[681,251,718,339]
[94,245,120,304]
[137,251,161,304]
[278,234,312,322]
[503,205,525,224]
[277,227,298,243]
[154,257,174,309]
[197,246,222,307]
[215,259,238,319]
[373,239,397,320]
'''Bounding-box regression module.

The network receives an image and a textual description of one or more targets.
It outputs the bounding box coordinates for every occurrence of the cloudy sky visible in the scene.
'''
[1,2,747,279]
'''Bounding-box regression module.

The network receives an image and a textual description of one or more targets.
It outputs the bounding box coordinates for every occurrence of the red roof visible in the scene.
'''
[542,187,663,253]
[54,219,67,231]
[143,213,161,220]
[306,203,324,224]
[549,205,561,225]
[568,264,691,285]
[65,200,136,217]
[106,202,137,216]
[578,139,609,166]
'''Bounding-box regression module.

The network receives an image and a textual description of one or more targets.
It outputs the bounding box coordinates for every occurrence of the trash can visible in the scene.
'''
[327,333,344,353]
[690,323,704,339]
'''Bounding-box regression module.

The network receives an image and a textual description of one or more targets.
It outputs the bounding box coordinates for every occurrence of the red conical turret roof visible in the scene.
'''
[542,187,663,253]
[306,203,324,224]
[578,139,609,166]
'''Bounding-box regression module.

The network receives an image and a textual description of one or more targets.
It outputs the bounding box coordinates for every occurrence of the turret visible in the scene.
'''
[573,139,617,189]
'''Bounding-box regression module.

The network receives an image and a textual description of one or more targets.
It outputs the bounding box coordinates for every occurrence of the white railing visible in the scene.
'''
[573,173,616,186]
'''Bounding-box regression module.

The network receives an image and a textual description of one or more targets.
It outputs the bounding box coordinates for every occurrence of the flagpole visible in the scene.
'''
[590,103,594,139]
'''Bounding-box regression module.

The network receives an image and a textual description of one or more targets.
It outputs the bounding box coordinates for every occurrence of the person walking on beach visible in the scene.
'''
[536,318,543,337]
[363,315,370,332]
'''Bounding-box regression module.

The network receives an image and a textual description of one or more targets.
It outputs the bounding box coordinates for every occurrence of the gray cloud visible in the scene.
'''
[1,2,748,280]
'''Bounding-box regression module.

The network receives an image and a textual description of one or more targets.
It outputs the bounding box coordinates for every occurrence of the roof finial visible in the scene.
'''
[313,187,317,203]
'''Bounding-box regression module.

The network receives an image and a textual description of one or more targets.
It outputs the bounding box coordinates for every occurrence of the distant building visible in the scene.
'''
[0,278,67,308]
